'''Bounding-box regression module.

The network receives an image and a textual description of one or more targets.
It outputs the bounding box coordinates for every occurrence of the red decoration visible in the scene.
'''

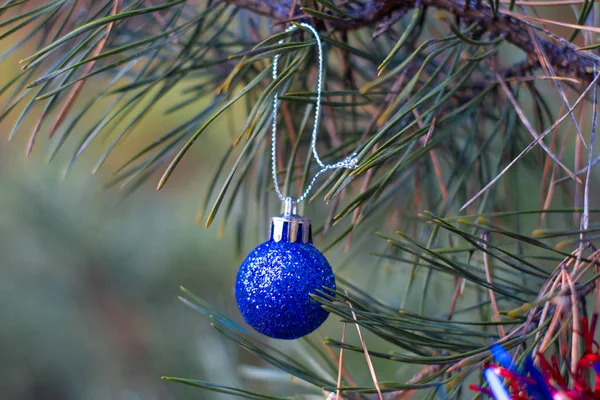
[472,314,600,399]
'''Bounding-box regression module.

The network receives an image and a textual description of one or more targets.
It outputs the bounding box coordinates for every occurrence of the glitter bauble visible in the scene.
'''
[235,240,335,339]
[235,201,335,339]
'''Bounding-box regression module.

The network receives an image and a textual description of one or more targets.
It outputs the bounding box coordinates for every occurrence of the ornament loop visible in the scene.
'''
[271,23,358,206]
[283,196,296,216]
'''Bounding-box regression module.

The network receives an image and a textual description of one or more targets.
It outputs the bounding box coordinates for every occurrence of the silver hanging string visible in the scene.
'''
[271,23,358,205]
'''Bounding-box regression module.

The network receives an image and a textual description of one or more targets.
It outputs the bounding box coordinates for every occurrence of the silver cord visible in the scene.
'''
[271,23,357,205]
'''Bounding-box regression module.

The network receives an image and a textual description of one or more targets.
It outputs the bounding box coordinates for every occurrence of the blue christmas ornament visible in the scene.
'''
[235,199,336,339]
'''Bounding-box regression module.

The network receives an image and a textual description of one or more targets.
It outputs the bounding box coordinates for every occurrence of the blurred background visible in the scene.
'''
[0,17,407,399]
[0,23,256,396]
[0,100,244,399]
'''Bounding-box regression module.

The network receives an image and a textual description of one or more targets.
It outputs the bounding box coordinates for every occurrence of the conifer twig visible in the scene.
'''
[224,0,599,83]
[481,233,505,338]
[345,291,383,400]
[336,321,347,400]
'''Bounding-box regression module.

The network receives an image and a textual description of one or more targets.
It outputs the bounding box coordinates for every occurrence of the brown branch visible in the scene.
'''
[223,0,598,83]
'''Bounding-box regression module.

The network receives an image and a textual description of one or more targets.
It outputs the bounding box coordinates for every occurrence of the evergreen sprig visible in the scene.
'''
[2,0,599,398]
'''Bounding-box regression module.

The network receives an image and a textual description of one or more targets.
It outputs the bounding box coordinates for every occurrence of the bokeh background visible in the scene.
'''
[0,20,402,399]
[0,22,259,395]
[0,96,243,399]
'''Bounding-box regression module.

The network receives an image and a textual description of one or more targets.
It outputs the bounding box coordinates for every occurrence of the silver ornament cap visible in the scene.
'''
[269,197,312,244]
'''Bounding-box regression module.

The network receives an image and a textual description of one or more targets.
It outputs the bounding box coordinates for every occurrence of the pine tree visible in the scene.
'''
[2,0,600,398]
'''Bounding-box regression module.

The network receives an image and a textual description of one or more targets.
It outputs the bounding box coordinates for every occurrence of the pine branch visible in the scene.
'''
[3,3,600,397]
[225,0,598,83]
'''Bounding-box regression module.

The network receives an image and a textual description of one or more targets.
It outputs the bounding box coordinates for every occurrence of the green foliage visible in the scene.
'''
[2,0,600,398]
